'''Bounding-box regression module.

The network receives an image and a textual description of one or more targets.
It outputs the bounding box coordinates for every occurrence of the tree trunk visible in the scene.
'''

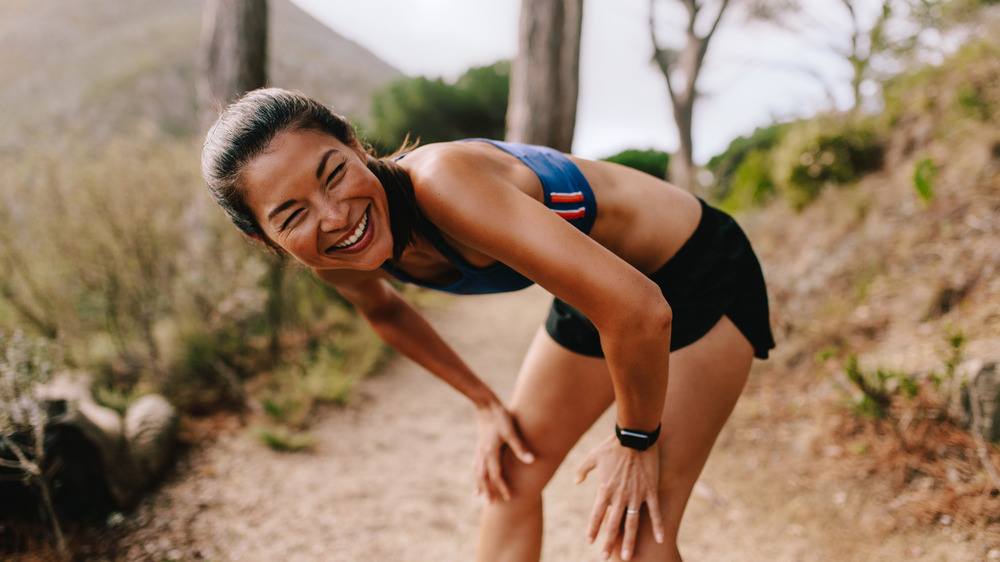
[506,0,584,152]
[198,0,282,362]
[198,0,268,127]
[670,85,696,194]
[649,0,730,192]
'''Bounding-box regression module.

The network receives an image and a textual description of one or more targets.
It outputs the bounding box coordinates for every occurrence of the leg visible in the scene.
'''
[623,315,754,561]
[476,327,615,562]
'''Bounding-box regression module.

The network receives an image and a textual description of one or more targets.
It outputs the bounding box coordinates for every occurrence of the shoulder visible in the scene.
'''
[395,141,510,182]
[396,141,542,217]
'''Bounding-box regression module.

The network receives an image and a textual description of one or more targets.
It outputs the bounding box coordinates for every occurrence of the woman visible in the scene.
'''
[202,88,774,561]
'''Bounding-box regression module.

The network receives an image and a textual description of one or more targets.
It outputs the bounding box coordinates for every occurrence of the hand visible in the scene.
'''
[473,400,535,502]
[575,435,665,561]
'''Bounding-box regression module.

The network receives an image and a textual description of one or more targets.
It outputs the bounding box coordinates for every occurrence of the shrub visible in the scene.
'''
[717,150,776,213]
[369,61,510,149]
[603,148,670,179]
[0,331,67,553]
[912,157,937,202]
[772,117,885,209]
[0,130,379,415]
[707,123,786,203]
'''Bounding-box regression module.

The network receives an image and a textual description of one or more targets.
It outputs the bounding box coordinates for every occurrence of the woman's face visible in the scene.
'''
[243,128,393,270]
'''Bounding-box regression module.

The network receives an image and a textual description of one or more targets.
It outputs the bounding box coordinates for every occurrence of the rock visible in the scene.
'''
[957,360,1000,443]
[124,394,179,483]
[23,371,179,512]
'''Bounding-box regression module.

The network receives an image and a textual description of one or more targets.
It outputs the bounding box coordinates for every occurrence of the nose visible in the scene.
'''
[318,201,350,233]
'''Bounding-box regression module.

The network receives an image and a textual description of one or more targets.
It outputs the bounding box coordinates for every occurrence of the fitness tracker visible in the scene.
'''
[615,423,662,451]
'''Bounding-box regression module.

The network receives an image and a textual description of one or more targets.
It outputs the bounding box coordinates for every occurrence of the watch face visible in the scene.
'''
[616,427,653,451]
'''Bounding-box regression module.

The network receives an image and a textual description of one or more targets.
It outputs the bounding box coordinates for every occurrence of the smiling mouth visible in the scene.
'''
[329,207,369,251]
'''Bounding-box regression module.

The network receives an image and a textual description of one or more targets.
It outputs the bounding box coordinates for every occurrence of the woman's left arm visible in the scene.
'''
[410,149,671,555]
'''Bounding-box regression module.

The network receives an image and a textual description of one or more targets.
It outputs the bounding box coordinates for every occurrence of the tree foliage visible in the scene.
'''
[369,61,511,150]
[707,123,786,202]
[603,148,671,180]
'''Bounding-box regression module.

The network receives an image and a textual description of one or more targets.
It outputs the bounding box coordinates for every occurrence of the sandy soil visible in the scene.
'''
[111,286,999,561]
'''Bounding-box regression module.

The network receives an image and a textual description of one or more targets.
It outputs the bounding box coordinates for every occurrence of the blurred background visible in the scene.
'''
[2,0,1000,559]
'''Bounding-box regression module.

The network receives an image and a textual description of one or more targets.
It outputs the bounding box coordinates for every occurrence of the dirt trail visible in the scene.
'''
[118,286,993,561]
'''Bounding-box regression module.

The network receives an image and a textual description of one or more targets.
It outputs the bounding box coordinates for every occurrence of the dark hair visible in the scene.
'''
[201,87,420,262]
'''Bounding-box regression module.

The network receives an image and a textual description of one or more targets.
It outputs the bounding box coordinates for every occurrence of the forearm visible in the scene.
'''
[599,300,672,433]
[361,293,499,409]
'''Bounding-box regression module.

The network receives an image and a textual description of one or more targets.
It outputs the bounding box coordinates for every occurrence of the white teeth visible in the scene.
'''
[333,211,368,249]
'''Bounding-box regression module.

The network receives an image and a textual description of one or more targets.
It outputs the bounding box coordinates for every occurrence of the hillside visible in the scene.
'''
[0,0,402,149]
[729,36,1000,555]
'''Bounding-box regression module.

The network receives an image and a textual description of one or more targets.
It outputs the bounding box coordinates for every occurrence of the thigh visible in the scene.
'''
[637,316,754,560]
[628,315,753,560]
[502,326,617,496]
[659,315,753,480]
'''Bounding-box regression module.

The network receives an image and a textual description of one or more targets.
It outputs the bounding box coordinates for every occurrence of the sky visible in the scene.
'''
[289,0,854,162]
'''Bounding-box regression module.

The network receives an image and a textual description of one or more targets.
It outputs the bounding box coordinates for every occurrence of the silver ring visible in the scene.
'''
[626,509,640,515]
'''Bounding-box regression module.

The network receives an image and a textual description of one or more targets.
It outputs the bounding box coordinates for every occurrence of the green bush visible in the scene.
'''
[912,157,937,202]
[882,38,1000,131]
[707,123,786,203]
[0,130,379,415]
[717,150,776,213]
[369,61,510,150]
[602,148,670,179]
[772,117,885,209]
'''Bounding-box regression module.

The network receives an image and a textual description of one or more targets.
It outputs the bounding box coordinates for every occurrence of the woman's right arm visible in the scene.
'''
[314,269,535,500]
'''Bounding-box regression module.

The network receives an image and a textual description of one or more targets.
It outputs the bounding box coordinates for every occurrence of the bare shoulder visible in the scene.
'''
[395,141,542,216]
[396,141,514,182]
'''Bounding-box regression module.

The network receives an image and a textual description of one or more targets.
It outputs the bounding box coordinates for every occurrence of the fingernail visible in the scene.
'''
[524,453,535,463]
[601,551,610,560]
[656,532,664,543]
[622,550,631,560]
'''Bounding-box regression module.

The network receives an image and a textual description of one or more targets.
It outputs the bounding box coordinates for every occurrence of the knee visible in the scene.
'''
[501,448,558,503]
[655,443,708,500]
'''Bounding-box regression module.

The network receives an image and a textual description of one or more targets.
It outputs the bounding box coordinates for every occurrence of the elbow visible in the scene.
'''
[656,298,673,331]
[600,278,672,337]
[644,295,673,336]
[634,276,672,330]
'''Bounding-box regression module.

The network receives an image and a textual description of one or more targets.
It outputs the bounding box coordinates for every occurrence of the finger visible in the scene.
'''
[474,454,493,499]
[620,507,641,560]
[574,454,596,485]
[599,503,624,560]
[584,492,609,544]
[478,455,501,502]
[504,433,535,464]
[487,450,511,502]
[646,492,666,544]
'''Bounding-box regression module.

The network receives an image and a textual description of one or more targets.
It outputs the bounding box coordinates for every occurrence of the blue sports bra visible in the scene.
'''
[380,139,597,295]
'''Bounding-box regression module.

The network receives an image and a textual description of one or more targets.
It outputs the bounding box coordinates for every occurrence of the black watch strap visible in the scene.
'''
[615,423,662,451]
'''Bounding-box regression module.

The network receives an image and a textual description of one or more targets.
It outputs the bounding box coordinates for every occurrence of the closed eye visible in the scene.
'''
[326,162,346,186]
[280,208,303,231]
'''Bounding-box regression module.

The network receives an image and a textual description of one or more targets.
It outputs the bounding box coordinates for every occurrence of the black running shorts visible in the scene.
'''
[544,199,775,360]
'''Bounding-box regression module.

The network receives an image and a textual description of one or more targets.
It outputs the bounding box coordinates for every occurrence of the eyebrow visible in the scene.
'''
[266,199,298,222]
[316,149,336,179]
[266,149,339,223]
